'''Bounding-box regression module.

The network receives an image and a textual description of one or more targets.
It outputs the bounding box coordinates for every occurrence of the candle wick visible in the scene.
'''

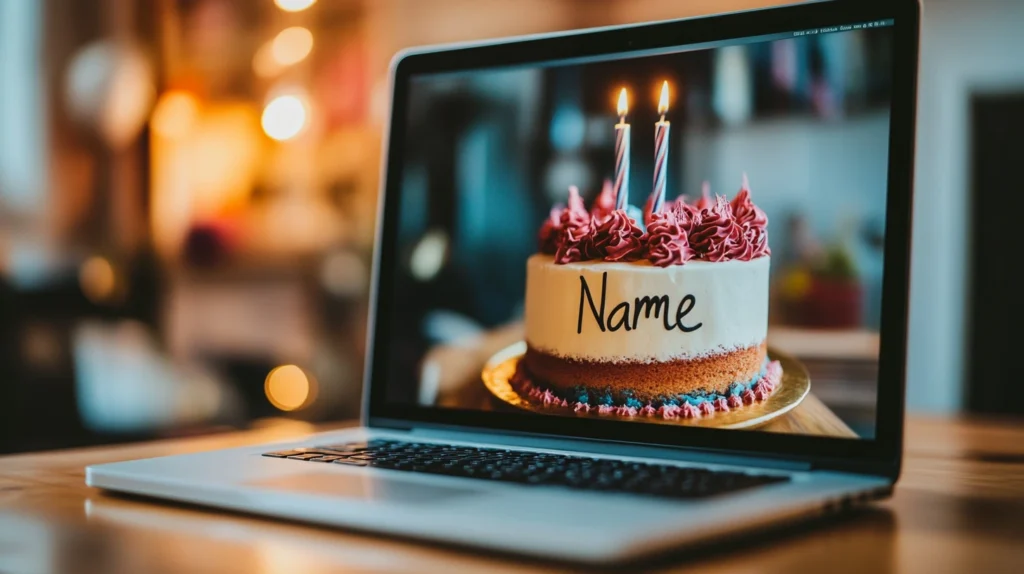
[660,114,666,123]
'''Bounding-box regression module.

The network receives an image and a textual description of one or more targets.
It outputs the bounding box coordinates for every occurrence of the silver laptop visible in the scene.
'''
[87,0,920,564]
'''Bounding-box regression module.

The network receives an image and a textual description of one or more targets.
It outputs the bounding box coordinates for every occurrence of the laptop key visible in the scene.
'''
[333,459,369,467]
[262,450,303,458]
[286,453,328,460]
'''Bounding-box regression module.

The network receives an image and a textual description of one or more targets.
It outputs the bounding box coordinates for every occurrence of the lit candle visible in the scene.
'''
[651,81,670,215]
[614,88,630,211]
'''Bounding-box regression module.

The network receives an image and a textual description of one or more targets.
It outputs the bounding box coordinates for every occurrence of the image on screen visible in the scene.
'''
[384,20,895,439]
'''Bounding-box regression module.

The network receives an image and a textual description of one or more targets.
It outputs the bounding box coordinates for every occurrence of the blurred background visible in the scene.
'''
[1,0,1022,453]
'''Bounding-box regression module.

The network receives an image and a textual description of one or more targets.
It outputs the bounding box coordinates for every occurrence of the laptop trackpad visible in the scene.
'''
[245,472,480,504]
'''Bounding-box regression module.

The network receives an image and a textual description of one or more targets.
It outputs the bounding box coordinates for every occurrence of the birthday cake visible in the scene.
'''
[516,178,782,419]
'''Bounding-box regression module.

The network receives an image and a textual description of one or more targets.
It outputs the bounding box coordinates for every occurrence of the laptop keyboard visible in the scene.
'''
[263,440,789,500]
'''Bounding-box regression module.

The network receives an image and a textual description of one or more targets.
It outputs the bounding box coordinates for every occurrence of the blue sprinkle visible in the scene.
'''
[625,397,643,409]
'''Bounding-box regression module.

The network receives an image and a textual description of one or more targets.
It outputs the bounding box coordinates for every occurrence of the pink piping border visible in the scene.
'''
[513,360,782,420]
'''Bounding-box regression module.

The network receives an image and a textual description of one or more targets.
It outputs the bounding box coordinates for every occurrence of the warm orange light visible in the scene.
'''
[617,88,628,118]
[265,365,315,411]
[271,27,313,67]
[261,94,308,141]
[151,90,198,138]
[658,81,670,116]
[253,43,279,78]
[79,256,117,303]
[274,0,316,12]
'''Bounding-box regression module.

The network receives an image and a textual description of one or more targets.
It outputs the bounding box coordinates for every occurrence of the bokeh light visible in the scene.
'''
[252,42,280,78]
[150,90,198,138]
[272,27,313,67]
[79,256,117,303]
[261,94,308,141]
[264,365,315,411]
[274,0,316,12]
[410,230,449,281]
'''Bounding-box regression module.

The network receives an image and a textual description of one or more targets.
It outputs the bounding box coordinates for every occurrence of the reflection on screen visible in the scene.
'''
[386,20,895,439]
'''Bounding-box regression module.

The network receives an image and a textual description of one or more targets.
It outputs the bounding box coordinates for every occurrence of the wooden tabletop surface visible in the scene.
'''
[1,416,1023,573]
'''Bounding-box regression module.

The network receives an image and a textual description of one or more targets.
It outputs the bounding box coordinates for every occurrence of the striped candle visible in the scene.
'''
[614,88,630,210]
[651,81,671,215]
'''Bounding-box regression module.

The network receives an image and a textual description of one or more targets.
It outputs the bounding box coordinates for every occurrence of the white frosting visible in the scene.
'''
[524,254,769,362]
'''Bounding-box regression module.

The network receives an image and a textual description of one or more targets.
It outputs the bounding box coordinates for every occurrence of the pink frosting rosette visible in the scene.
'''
[723,218,755,261]
[561,185,589,227]
[592,210,645,262]
[642,191,657,227]
[537,205,565,254]
[590,179,616,224]
[553,186,595,264]
[680,402,700,418]
[645,210,694,267]
[658,404,681,419]
[745,225,770,258]
[673,198,698,224]
[689,196,734,261]
[730,174,768,229]
[540,174,769,266]
[729,174,770,259]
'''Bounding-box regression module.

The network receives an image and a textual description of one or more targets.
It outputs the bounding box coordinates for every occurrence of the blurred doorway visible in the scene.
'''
[967,91,1024,416]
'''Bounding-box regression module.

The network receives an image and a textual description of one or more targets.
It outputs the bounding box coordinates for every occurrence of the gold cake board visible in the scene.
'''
[481,342,810,429]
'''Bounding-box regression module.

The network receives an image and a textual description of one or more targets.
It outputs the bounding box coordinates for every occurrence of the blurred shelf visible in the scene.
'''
[768,326,879,361]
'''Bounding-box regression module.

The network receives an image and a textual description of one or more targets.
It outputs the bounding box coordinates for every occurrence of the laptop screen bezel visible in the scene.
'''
[364,0,919,477]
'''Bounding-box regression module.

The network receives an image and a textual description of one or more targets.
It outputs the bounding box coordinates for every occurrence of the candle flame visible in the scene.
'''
[617,88,628,117]
[658,81,669,115]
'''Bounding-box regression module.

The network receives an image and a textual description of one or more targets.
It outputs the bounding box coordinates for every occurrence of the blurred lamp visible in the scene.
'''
[261,94,309,141]
[274,0,316,12]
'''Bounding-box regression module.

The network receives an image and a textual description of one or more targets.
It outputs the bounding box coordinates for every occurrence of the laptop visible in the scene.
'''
[87,0,919,564]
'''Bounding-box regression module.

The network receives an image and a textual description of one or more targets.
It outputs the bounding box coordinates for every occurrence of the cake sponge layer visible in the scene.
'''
[523,342,767,403]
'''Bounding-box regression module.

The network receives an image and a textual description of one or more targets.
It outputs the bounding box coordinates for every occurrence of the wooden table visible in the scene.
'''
[1,417,1023,573]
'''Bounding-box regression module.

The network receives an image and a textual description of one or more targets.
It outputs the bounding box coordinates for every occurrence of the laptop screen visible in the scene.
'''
[382,17,896,441]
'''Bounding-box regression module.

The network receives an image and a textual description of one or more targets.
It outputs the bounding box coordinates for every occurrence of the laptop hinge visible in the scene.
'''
[407,426,812,472]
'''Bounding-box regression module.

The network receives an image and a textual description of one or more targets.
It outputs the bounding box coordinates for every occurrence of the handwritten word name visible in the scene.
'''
[577,273,703,334]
